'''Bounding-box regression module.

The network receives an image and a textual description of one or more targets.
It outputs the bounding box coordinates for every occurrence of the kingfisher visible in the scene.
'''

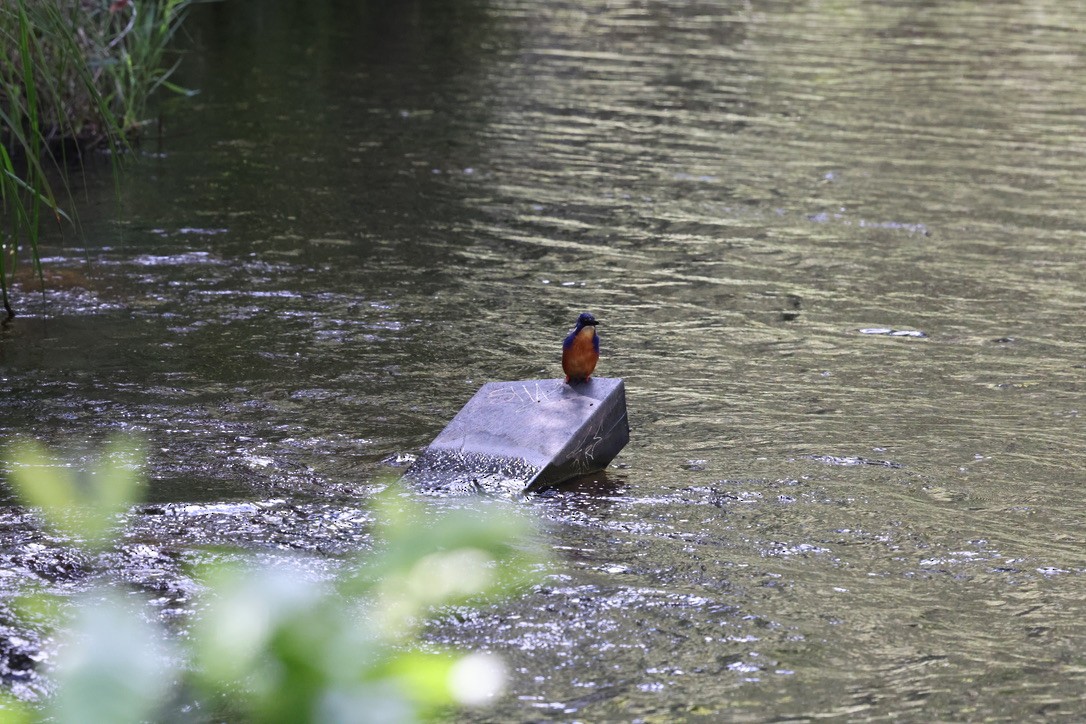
[562,312,600,384]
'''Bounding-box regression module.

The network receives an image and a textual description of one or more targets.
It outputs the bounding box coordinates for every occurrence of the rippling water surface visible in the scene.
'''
[2,0,1085,719]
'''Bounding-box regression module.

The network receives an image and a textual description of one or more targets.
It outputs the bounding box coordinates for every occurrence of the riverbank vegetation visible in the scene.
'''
[0,0,193,321]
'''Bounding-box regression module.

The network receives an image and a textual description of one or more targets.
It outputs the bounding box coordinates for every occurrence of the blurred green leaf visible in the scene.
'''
[375,652,457,709]
[352,493,547,638]
[0,692,32,724]
[192,559,328,686]
[5,437,143,548]
[45,589,176,724]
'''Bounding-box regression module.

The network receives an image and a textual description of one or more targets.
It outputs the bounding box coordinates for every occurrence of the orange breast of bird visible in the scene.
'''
[562,326,599,382]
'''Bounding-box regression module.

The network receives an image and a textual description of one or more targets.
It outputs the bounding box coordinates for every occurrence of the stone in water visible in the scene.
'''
[405,377,629,494]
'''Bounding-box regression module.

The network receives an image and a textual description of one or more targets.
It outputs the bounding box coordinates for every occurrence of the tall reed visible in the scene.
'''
[0,0,193,321]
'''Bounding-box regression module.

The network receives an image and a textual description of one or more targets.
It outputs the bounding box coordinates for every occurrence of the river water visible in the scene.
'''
[2,0,1085,719]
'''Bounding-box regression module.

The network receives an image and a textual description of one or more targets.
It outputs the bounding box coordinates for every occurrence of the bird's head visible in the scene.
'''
[576,312,598,328]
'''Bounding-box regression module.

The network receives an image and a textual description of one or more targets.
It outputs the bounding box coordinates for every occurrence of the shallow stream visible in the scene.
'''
[2,1,1085,719]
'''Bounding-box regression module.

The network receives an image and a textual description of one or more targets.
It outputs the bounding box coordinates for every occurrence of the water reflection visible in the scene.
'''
[2,0,1086,719]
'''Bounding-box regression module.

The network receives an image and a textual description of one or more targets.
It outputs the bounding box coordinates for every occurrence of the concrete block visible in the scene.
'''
[405,377,629,495]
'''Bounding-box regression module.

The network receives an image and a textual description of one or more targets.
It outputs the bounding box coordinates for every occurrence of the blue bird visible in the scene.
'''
[562,312,600,384]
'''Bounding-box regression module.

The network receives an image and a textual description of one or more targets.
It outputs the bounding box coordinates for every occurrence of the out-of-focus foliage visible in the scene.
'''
[7,439,144,550]
[2,439,545,722]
